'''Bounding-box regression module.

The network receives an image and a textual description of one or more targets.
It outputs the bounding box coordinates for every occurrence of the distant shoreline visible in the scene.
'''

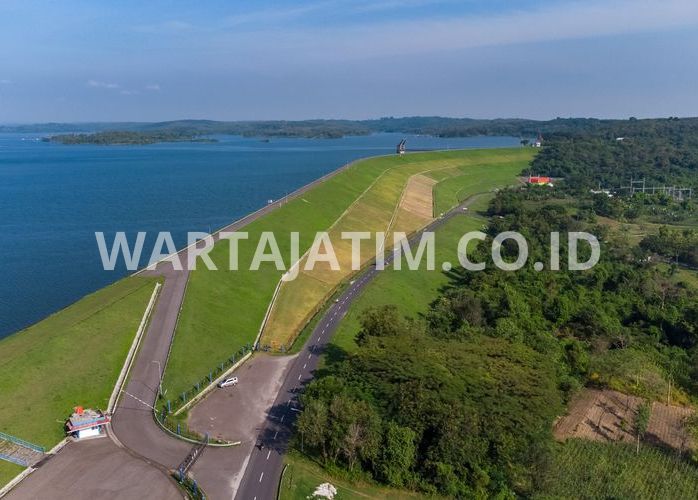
[2,115,676,145]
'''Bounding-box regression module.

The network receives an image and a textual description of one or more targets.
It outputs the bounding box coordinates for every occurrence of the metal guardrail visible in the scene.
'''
[0,431,45,454]
[177,434,208,476]
[0,453,29,467]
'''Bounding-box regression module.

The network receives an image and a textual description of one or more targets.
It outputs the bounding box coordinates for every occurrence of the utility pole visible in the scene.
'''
[152,360,163,397]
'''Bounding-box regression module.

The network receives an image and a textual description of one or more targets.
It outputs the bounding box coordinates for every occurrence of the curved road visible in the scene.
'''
[236,195,481,499]
[107,157,364,498]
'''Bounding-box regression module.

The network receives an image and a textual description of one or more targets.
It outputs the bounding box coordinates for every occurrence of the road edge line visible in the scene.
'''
[107,281,162,415]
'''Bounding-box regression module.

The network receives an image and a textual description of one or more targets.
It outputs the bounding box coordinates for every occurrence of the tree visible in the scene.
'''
[296,399,328,459]
[634,401,651,454]
[378,422,417,487]
[356,305,405,345]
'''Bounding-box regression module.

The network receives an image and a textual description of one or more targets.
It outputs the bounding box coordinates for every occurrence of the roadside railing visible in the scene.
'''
[0,432,45,454]
[0,453,29,467]
[159,343,254,417]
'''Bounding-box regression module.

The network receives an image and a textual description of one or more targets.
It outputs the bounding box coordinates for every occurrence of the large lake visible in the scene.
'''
[0,133,519,338]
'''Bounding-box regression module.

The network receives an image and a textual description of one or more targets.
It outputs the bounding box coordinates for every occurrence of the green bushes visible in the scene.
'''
[296,311,561,497]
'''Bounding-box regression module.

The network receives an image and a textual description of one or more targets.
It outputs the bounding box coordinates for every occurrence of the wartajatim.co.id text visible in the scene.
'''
[96,230,601,279]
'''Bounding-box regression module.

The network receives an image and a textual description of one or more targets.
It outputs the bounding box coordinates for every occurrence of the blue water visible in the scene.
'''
[0,133,519,338]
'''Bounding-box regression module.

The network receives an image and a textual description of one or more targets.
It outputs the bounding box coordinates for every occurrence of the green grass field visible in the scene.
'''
[0,462,24,489]
[263,148,534,348]
[263,156,458,347]
[536,439,698,499]
[0,276,157,448]
[429,157,527,215]
[280,452,433,500]
[163,148,533,399]
[330,212,487,354]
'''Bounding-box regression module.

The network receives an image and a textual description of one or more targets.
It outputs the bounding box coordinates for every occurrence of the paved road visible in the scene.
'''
[5,439,181,500]
[106,157,365,498]
[235,196,481,500]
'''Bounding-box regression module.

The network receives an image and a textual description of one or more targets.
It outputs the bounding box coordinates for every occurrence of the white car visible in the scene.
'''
[218,377,238,388]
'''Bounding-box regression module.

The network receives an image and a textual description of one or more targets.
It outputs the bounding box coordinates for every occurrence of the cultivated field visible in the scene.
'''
[538,439,698,499]
[0,276,158,449]
[554,388,695,454]
[163,148,533,398]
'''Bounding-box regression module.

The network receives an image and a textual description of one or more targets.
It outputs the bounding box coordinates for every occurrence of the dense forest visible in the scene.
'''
[528,119,698,190]
[294,121,698,497]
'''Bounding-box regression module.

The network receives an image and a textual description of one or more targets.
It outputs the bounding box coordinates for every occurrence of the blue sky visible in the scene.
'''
[1,0,698,122]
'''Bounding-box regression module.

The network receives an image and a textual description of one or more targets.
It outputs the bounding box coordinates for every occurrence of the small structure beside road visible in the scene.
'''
[66,407,110,440]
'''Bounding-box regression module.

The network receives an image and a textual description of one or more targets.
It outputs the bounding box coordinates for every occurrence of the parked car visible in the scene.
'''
[218,377,238,388]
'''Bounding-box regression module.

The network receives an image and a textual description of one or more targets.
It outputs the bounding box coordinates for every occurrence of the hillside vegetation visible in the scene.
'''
[162,148,531,402]
[294,120,698,497]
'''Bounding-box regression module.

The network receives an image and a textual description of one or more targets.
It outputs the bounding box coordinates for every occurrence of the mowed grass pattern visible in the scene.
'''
[0,276,157,448]
[430,154,532,215]
[164,149,531,398]
[262,149,533,348]
[165,152,404,397]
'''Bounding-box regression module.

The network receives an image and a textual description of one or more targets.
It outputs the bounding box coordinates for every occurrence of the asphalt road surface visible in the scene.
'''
[104,157,364,499]
[235,195,481,500]
[4,438,181,500]
[8,154,455,500]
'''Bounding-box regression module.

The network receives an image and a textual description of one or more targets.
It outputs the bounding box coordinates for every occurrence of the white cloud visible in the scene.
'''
[119,89,140,96]
[145,84,161,91]
[87,79,119,89]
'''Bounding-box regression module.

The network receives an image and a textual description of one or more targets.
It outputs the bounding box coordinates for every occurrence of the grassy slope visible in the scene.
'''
[263,150,532,347]
[280,452,432,500]
[330,153,532,354]
[164,153,397,397]
[0,276,157,448]
[430,155,531,215]
[331,213,486,354]
[164,149,529,398]
[537,439,698,499]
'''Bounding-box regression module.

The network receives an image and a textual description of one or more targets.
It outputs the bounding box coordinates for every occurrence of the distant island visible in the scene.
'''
[46,130,218,145]
[1,116,690,145]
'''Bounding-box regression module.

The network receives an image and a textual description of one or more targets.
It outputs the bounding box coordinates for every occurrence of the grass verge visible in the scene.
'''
[430,155,531,215]
[0,461,25,489]
[279,451,433,500]
[0,276,158,448]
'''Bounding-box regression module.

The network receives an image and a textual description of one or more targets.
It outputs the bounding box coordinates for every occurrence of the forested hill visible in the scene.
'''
[528,116,698,190]
[4,116,698,143]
